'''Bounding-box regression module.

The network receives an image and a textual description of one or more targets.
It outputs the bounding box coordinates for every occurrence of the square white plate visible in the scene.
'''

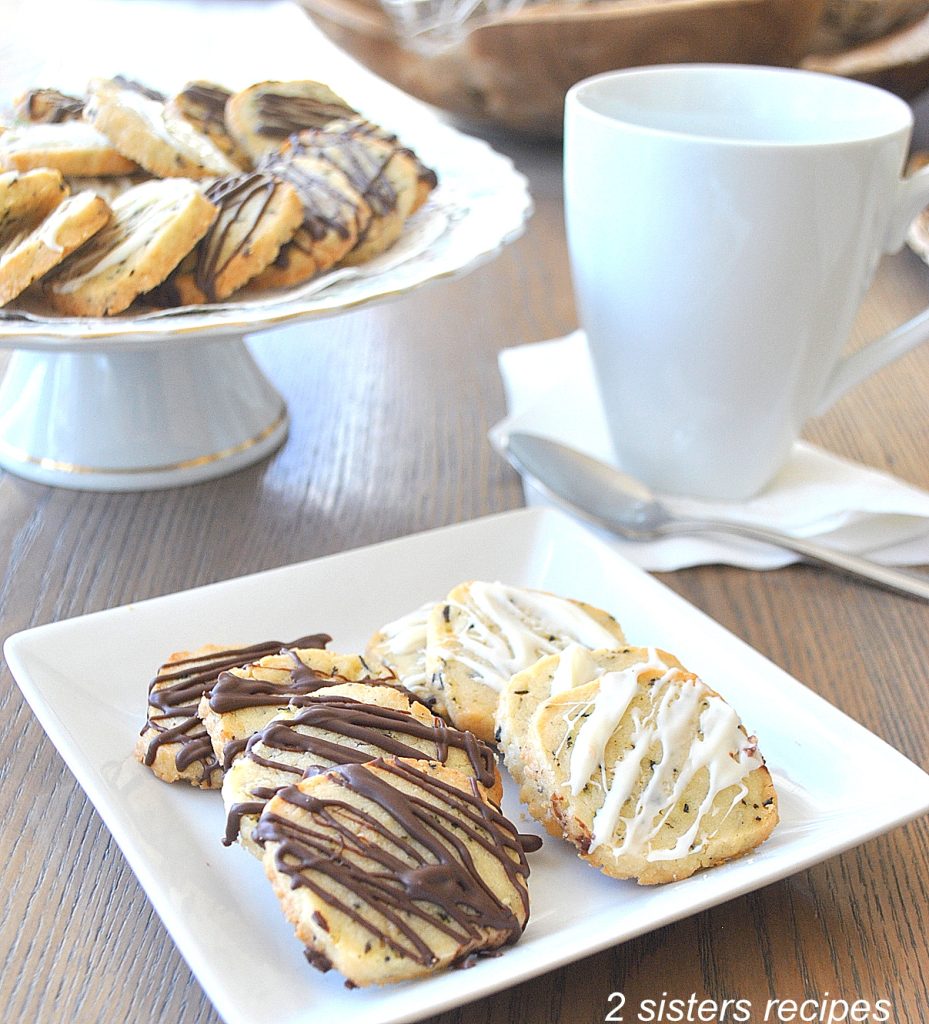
[7,507,929,1024]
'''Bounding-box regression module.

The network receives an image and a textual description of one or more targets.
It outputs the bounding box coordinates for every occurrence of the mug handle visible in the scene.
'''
[816,163,929,414]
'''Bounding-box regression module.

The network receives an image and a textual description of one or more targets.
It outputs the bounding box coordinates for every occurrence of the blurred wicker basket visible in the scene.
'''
[295,0,827,135]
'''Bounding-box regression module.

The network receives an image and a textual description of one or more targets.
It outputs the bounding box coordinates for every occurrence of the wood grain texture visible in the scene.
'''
[1,5,929,1023]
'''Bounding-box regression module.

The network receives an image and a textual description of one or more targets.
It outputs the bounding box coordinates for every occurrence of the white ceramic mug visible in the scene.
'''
[564,64,929,500]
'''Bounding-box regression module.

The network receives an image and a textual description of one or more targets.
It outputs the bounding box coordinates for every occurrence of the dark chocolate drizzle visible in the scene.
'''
[254,91,357,141]
[224,693,498,844]
[17,88,84,124]
[288,125,398,221]
[113,75,166,102]
[195,172,279,301]
[253,759,531,969]
[260,148,359,245]
[179,82,232,126]
[323,116,437,191]
[141,633,330,782]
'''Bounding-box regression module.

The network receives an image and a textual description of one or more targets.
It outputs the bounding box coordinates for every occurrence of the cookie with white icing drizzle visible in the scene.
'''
[0,190,110,307]
[222,680,501,855]
[64,174,151,204]
[254,758,534,986]
[426,581,626,742]
[521,646,777,884]
[44,178,217,315]
[0,121,140,176]
[0,168,68,231]
[85,76,239,179]
[496,643,614,833]
[134,634,330,789]
[365,602,447,716]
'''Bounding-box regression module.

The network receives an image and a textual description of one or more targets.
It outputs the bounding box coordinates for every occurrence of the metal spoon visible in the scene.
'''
[503,431,929,601]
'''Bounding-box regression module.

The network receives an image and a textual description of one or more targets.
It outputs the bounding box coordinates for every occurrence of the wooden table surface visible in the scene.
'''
[3,3,929,1022]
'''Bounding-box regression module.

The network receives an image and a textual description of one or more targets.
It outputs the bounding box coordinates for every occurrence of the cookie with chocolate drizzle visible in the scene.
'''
[254,758,534,986]
[198,647,386,772]
[166,81,250,170]
[283,120,420,267]
[225,79,357,163]
[167,171,303,303]
[244,144,371,290]
[338,118,438,213]
[134,633,329,788]
[222,680,501,855]
[15,88,85,124]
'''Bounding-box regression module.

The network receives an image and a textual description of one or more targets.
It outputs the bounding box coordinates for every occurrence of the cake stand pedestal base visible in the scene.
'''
[0,337,288,491]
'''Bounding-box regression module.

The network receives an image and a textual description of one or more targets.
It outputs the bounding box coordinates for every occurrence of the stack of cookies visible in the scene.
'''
[0,78,437,315]
[135,579,778,987]
[136,631,534,986]
[365,581,778,884]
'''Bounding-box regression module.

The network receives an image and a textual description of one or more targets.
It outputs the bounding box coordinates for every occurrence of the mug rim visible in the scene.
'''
[565,63,913,149]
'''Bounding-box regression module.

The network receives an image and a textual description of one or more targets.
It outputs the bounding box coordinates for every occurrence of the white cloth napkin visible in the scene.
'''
[490,331,929,571]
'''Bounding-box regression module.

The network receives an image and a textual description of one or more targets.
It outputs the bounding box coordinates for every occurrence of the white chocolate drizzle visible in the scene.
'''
[549,643,601,695]
[558,649,762,860]
[376,602,433,692]
[0,120,120,154]
[445,582,623,694]
[53,179,206,292]
[36,191,101,254]
[99,85,237,175]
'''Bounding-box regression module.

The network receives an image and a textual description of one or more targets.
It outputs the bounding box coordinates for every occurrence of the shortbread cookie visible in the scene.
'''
[0,168,67,233]
[496,643,609,795]
[497,645,670,834]
[134,633,330,788]
[168,171,302,303]
[365,602,447,716]
[522,647,777,884]
[225,80,356,163]
[254,758,533,985]
[15,88,84,124]
[166,81,250,169]
[0,121,139,176]
[64,174,150,203]
[85,76,239,179]
[0,190,110,306]
[246,146,369,289]
[285,122,419,265]
[223,681,500,854]
[426,581,626,742]
[45,178,218,316]
[323,116,437,213]
[199,647,387,770]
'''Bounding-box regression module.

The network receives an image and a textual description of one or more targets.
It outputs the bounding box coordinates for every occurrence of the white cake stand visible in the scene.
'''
[0,123,532,491]
[0,332,289,490]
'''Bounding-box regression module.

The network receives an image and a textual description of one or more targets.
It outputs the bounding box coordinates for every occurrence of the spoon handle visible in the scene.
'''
[672,519,929,601]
